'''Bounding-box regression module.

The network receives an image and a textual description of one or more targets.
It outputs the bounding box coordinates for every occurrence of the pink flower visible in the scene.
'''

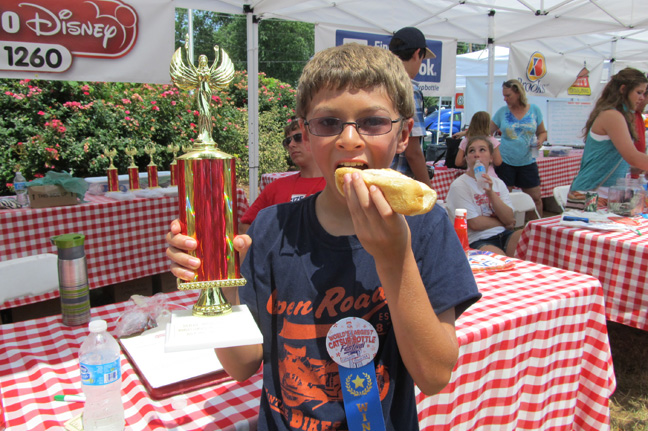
[38,111,45,115]
[171,101,176,106]
[125,116,131,121]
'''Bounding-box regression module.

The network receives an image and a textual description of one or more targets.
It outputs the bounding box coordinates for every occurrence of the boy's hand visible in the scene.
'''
[342,172,411,262]
[165,219,252,280]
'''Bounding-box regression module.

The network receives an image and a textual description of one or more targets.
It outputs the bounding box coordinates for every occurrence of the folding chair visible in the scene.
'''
[553,185,570,212]
[509,191,541,228]
[0,254,59,323]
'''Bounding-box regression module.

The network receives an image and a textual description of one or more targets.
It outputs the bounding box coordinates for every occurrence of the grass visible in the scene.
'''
[608,321,648,430]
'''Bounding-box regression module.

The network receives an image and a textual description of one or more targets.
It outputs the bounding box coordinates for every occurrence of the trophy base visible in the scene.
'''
[164,305,263,353]
[177,277,246,317]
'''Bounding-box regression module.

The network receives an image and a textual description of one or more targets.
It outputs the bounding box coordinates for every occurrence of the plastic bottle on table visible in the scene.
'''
[13,171,28,207]
[454,209,469,252]
[79,319,124,431]
[473,160,487,191]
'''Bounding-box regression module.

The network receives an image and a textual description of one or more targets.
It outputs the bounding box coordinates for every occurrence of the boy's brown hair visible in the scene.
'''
[296,44,414,120]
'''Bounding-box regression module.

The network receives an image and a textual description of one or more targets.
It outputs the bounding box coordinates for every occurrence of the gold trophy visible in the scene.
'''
[170,36,241,316]
[125,147,140,191]
[144,145,159,188]
[104,149,119,192]
[167,144,180,186]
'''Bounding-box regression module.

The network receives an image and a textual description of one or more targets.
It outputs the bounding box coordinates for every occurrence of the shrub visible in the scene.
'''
[0,72,296,195]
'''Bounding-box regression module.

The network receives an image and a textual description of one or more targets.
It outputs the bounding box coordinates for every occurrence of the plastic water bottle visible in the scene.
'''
[473,160,487,191]
[13,171,28,207]
[453,209,470,252]
[79,319,125,431]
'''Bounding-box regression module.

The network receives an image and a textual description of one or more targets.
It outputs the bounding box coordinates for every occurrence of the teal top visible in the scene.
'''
[492,104,543,166]
[570,130,628,191]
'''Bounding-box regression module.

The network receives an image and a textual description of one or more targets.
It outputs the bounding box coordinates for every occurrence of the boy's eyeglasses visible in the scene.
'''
[282,133,302,148]
[304,116,402,137]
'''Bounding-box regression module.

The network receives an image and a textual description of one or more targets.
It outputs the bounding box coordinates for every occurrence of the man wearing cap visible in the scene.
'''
[389,27,435,188]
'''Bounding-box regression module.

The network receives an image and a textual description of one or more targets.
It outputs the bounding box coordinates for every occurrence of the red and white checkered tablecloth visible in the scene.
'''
[0,258,614,430]
[535,152,582,198]
[0,289,262,431]
[516,214,648,331]
[417,257,614,430]
[0,190,249,311]
[427,151,582,201]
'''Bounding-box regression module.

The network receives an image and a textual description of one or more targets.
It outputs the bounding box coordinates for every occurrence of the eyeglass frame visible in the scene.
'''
[282,132,303,148]
[303,116,404,137]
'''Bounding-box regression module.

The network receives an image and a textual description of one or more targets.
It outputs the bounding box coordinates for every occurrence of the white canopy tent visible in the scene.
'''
[174,0,648,199]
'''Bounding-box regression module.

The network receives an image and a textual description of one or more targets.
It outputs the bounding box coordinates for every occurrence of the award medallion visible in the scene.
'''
[327,317,385,431]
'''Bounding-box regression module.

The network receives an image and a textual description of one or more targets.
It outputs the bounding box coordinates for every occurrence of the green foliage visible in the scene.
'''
[0,74,296,195]
[176,9,314,87]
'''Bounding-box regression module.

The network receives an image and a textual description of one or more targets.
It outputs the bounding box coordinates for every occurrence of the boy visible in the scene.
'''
[446,136,521,257]
[239,120,325,233]
[167,44,480,431]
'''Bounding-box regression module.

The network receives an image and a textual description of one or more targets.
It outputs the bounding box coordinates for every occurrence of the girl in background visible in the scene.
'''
[454,111,502,177]
[447,136,521,257]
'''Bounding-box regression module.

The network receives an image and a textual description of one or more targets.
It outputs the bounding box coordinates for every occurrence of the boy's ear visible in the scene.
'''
[396,118,414,154]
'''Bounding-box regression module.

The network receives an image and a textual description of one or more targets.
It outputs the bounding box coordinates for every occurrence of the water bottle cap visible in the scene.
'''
[88,319,107,333]
[50,233,85,249]
[455,208,467,217]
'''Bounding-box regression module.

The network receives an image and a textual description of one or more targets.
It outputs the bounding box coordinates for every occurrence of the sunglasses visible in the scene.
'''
[282,133,303,148]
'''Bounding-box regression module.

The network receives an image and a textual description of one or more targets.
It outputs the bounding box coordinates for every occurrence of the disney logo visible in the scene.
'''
[2,0,138,58]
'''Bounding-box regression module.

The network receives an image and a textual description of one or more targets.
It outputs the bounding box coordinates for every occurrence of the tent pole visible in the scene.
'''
[246,9,260,203]
[188,9,194,63]
[487,10,495,115]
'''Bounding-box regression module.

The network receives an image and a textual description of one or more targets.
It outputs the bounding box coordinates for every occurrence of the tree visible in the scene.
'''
[175,9,314,86]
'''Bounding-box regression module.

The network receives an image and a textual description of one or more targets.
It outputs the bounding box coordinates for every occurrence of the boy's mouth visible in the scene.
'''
[336,161,368,170]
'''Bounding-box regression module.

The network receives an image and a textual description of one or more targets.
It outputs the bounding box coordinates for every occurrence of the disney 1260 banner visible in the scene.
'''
[0,0,175,84]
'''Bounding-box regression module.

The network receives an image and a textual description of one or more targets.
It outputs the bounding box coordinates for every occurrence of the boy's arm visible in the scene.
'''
[377,249,459,395]
[343,173,459,395]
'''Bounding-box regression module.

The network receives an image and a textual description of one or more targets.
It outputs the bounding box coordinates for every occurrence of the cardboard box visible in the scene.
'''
[27,185,79,209]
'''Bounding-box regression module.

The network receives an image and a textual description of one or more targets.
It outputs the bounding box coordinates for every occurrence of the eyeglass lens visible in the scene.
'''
[305,116,400,136]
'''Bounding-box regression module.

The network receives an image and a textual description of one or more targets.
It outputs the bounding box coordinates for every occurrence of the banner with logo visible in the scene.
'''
[0,0,175,84]
[315,24,457,97]
[508,44,605,99]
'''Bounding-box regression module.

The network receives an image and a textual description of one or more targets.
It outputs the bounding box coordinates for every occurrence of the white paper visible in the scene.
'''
[164,305,263,353]
[119,325,223,389]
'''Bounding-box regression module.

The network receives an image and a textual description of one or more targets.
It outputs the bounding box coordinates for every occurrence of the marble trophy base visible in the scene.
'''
[164,305,263,353]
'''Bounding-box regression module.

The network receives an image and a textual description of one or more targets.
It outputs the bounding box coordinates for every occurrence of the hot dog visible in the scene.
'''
[335,167,437,216]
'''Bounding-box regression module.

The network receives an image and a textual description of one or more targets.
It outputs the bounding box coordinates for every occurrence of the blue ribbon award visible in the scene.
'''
[326,317,385,431]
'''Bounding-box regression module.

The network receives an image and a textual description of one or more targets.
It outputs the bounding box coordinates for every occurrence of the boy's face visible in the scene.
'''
[465,139,492,170]
[301,86,411,190]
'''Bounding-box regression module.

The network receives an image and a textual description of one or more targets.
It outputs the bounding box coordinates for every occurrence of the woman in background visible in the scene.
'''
[569,67,648,206]
[490,79,546,217]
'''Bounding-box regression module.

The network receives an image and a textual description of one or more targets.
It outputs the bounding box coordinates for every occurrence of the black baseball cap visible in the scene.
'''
[391,27,436,59]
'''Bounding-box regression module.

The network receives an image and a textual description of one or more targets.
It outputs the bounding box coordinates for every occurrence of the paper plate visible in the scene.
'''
[467,250,515,273]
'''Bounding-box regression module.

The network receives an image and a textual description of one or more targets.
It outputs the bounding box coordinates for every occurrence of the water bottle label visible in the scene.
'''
[80,359,121,385]
[14,182,26,192]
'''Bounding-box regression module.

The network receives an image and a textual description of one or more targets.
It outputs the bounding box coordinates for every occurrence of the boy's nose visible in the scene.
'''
[337,123,365,149]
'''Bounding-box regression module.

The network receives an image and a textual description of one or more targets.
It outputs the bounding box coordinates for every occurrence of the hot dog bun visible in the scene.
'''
[335,167,437,216]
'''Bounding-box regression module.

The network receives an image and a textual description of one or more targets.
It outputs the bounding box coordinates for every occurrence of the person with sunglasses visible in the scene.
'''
[239,120,324,233]
[490,79,547,218]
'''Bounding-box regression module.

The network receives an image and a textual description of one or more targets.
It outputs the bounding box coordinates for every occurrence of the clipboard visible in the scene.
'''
[119,326,231,400]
